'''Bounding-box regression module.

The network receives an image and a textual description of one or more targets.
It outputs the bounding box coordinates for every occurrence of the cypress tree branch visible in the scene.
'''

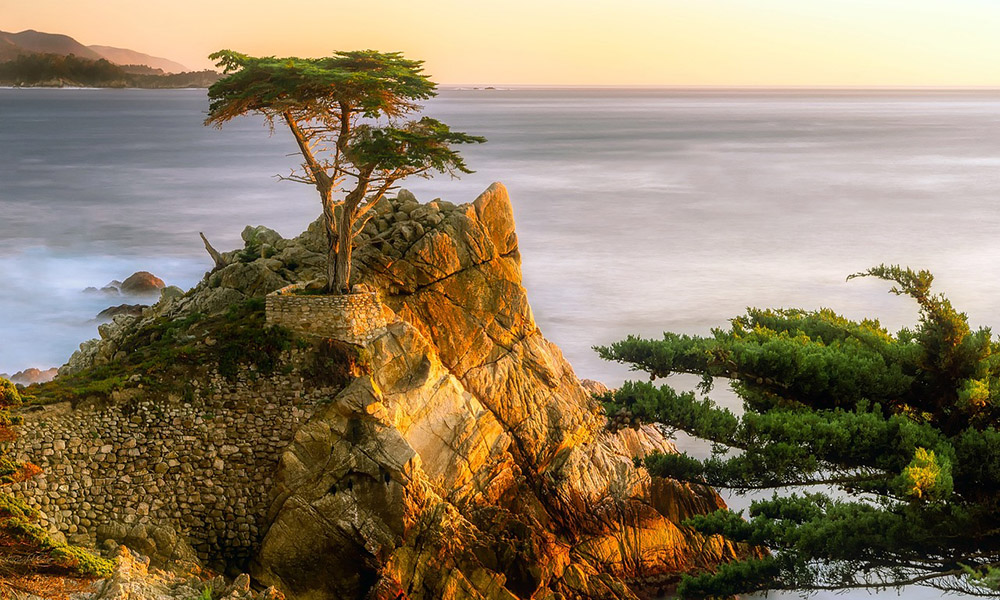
[600,265,1000,597]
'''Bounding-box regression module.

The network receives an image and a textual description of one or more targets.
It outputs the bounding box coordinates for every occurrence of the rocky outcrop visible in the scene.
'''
[59,314,139,376]
[82,546,283,600]
[253,183,744,599]
[83,285,122,297]
[83,273,169,300]
[43,183,746,599]
[579,379,610,396]
[96,522,201,573]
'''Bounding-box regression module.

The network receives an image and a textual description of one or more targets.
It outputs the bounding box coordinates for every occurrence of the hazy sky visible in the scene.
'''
[4,0,1000,85]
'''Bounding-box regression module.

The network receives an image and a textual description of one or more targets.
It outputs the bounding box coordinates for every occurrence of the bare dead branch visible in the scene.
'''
[355,176,399,221]
[352,209,380,236]
[199,232,226,270]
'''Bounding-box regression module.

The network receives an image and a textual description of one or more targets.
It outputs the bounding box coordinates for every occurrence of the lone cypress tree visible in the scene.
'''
[0,378,113,595]
[598,265,1000,597]
[205,50,484,293]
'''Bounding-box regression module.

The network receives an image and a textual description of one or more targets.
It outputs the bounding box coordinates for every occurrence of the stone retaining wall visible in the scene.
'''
[265,285,388,345]
[12,352,339,571]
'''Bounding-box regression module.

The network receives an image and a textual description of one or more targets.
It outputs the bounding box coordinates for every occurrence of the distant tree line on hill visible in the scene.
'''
[0,53,220,88]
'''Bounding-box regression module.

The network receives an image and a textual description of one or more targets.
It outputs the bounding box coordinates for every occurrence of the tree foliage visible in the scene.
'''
[205,50,484,293]
[597,265,1000,597]
[0,378,114,595]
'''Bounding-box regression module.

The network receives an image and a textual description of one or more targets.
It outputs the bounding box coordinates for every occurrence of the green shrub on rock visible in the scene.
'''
[216,299,292,381]
[0,378,20,407]
[29,299,299,405]
[304,338,372,388]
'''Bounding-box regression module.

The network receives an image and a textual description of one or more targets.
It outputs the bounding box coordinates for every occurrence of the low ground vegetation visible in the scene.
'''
[27,299,295,406]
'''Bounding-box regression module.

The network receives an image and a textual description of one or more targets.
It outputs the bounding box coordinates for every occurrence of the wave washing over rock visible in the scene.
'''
[19,183,748,599]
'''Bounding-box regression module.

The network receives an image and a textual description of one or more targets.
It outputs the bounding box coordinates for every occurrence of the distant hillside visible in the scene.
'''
[0,29,187,73]
[0,37,28,61]
[88,45,187,74]
[0,29,102,60]
[0,53,219,88]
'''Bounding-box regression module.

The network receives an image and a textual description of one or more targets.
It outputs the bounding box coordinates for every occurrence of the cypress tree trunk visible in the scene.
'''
[321,186,339,294]
[333,208,353,293]
[333,183,367,294]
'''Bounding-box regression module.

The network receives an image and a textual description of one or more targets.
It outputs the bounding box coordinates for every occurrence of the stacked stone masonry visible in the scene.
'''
[12,352,338,571]
[265,286,388,345]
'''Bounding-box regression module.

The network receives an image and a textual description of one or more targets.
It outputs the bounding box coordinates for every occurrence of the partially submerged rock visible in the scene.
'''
[84,285,122,297]
[120,271,166,296]
[97,304,148,320]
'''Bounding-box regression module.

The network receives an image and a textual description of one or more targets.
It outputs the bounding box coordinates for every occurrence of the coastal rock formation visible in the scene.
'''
[59,314,140,376]
[120,271,166,296]
[31,183,745,599]
[84,546,282,600]
[97,303,148,320]
[255,183,744,599]
[96,522,201,572]
[83,285,122,297]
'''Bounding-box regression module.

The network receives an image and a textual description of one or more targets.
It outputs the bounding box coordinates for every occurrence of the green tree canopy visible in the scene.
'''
[205,50,484,293]
[598,265,1000,597]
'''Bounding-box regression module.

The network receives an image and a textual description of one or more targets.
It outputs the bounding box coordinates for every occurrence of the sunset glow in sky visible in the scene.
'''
[5,0,1000,86]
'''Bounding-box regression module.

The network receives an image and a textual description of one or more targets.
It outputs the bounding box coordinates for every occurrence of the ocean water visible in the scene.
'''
[3,87,1000,598]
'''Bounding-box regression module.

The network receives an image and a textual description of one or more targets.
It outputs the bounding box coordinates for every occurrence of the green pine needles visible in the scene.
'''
[597,265,1000,597]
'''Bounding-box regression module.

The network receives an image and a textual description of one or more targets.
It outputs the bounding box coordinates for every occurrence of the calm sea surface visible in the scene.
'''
[3,87,1000,598]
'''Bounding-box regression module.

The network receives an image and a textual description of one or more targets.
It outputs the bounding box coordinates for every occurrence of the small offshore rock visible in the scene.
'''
[84,286,121,297]
[98,304,149,320]
[120,271,166,296]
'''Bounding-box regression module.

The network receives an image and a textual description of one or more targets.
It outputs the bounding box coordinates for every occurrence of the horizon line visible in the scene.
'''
[436,84,1000,91]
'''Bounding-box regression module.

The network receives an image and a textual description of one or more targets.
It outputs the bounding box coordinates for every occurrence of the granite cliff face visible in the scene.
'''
[38,183,744,599]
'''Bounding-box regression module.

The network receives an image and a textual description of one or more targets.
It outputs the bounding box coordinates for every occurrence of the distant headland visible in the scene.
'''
[0,29,220,88]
